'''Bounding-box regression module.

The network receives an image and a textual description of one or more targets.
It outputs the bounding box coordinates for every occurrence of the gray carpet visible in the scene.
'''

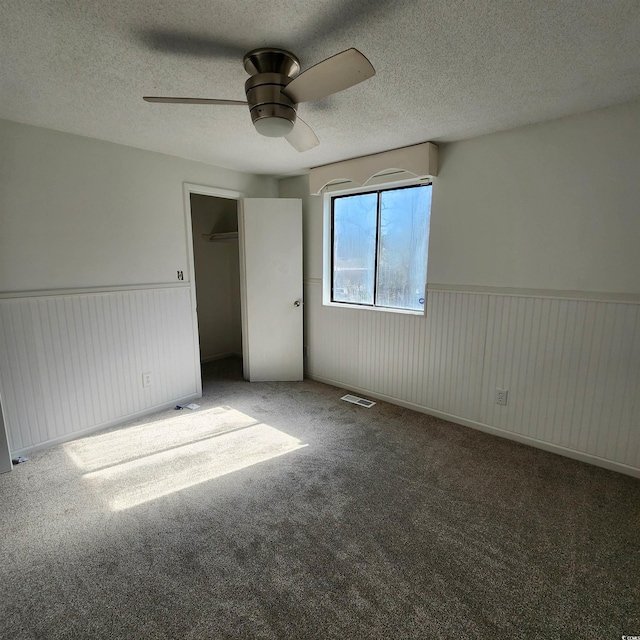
[1,357,638,639]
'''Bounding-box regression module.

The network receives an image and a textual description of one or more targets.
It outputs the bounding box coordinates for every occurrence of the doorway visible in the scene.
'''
[189,192,242,370]
[0,391,12,473]
[184,183,304,385]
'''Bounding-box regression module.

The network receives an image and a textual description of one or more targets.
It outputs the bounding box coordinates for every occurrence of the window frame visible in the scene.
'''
[322,179,432,316]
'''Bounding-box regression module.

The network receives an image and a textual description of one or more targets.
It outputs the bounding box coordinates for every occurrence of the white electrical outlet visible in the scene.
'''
[495,388,508,406]
[142,372,153,388]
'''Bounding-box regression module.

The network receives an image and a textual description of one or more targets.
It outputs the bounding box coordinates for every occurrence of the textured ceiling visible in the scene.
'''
[1,1,639,176]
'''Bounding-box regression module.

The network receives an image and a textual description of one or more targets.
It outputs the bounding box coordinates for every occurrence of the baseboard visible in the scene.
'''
[305,373,640,479]
[201,352,242,363]
[10,392,202,459]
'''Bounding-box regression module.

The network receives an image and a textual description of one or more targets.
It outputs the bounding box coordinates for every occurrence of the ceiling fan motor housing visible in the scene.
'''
[244,73,297,136]
[243,48,301,137]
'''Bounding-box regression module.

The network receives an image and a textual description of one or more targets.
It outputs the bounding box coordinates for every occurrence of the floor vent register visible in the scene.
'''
[341,394,376,408]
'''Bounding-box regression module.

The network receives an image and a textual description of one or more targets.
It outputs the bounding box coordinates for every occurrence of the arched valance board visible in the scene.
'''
[309,142,438,194]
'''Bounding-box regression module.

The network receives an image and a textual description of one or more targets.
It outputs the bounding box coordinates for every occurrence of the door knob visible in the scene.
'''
[294,300,302,307]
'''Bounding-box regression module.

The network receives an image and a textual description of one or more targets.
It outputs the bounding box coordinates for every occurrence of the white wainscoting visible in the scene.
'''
[0,286,200,455]
[304,282,640,477]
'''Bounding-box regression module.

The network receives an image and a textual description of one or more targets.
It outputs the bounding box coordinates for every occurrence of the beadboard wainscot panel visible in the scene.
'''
[304,283,488,423]
[304,281,640,476]
[0,285,200,454]
[480,294,640,470]
[305,281,360,386]
[420,290,488,420]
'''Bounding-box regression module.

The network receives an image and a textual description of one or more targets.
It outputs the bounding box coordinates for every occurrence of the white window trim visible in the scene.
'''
[322,178,430,317]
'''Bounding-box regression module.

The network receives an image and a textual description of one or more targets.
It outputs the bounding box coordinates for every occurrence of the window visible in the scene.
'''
[330,184,432,312]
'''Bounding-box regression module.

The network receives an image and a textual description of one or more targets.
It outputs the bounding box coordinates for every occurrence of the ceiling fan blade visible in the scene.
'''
[282,48,375,104]
[144,97,247,105]
[285,117,320,152]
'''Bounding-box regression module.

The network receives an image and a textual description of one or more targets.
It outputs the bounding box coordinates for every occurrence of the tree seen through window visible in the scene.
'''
[332,184,431,311]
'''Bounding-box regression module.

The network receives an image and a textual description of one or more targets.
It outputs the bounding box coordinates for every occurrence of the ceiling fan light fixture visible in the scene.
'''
[254,115,295,137]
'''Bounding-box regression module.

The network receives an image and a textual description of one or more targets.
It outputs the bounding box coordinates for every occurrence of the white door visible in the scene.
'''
[0,392,12,473]
[239,198,303,381]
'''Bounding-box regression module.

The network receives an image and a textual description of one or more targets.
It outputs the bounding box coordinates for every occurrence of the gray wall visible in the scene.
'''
[428,100,640,293]
[0,119,277,292]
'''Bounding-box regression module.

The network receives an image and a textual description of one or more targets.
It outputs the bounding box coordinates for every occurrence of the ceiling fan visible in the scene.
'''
[143,47,375,152]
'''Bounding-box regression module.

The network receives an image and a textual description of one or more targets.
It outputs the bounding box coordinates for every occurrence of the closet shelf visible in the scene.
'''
[201,232,238,242]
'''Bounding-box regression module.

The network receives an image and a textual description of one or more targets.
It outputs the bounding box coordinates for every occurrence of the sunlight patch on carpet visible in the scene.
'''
[64,407,307,510]
[64,406,258,472]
